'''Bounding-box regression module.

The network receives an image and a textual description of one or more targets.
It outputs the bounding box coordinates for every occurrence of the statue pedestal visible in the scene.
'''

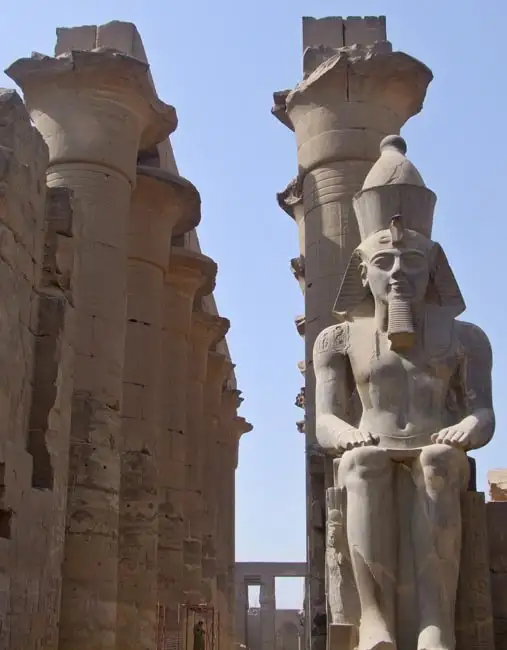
[327,624,356,650]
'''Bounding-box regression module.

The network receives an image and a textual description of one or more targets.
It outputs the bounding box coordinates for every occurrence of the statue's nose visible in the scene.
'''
[391,257,403,277]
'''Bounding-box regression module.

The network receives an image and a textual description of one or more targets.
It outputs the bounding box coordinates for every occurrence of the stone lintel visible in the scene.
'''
[236,562,306,580]
[137,166,201,236]
[166,248,217,298]
[6,50,177,183]
[488,468,507,501]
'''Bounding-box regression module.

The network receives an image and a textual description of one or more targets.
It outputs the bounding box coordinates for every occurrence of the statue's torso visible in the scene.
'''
[346,319,462,449]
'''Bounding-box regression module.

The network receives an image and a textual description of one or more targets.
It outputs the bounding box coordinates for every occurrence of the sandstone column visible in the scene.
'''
[118,167,200,650]
[259,576,276,650]
[202,352,233,614]
[158,247,217,643]
[272,18,432,649]
[234,577,249,648]
[184,310,230,605]
[7,50,176,650]
[228,416,252,650]
[218,388,242,650]
[217,388,252,650]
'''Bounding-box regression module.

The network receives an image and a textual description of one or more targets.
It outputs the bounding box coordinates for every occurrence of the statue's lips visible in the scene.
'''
[388,282,412,297]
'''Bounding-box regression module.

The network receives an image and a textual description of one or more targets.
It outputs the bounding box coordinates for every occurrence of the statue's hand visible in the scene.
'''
[336,427,379,454]
[431,424,473,449]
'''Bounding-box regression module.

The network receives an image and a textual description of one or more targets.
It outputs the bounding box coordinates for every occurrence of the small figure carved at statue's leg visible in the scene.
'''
[338,447,396,650]
[412,444,470,650]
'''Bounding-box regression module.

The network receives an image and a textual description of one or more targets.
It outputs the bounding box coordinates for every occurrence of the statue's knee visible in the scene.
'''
[338,447,390,486]
[418,444,470,490]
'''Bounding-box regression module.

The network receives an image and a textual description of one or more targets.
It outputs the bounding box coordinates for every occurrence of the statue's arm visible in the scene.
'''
[435,321,495,450]
[314,324,374,453]
[457,321,495,449]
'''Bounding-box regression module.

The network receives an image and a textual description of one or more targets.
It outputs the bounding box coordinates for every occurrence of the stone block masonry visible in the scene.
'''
[0,20,251,650]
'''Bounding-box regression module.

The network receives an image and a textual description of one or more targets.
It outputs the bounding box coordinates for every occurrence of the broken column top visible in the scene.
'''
[302,16,387,51]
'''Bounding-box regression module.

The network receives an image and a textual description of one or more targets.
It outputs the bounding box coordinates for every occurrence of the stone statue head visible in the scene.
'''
[333,136,465,349]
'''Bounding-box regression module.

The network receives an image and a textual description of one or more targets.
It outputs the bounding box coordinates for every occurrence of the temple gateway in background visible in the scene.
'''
[0,13,505,650]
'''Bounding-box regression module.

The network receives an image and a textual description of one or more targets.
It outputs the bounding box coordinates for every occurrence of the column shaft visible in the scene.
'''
[117,167,199,650]
[260,577,276,650]
[49,164,131,650]
[158,248,216,643]
[183,311,229,606]
[202,353,231,614]
[7,49,177,650]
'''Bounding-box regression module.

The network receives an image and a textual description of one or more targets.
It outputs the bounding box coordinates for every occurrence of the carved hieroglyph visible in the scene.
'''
[314,136,495,650]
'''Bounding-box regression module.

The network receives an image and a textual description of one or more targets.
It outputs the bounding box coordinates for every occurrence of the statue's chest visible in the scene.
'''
[347,324,459,394]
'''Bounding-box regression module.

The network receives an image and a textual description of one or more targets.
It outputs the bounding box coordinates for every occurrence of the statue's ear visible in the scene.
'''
[427,243,466,317]
[333,250,368,321]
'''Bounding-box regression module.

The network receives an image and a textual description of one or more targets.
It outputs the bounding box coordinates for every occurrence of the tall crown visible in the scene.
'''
[353,135,437,242]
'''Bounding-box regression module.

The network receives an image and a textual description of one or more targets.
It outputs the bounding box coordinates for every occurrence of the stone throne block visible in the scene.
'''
[325,456,495,650]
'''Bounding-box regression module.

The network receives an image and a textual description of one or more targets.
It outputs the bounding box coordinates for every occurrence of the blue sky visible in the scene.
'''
[1,1,505,610]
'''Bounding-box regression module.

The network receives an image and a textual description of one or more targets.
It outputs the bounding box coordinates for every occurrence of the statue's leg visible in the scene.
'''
[338,447,395,650]
[412,444,470,650]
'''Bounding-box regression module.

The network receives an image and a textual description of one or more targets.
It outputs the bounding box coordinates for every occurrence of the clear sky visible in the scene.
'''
[1,1,506,611]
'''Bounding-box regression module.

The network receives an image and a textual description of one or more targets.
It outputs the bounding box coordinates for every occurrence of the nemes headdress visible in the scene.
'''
[333,135,465,321]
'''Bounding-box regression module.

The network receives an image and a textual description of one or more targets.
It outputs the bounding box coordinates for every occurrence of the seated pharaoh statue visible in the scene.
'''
[313,136,495,650]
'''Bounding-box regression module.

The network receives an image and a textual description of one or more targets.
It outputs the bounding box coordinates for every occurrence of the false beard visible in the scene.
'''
[387,297,416,350]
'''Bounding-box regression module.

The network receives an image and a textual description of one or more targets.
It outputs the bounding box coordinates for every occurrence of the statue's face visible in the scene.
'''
[363,247,430,304]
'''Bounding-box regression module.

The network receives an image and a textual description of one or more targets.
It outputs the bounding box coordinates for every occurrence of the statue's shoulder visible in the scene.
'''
[313,323,350,362]
[455,320,492,357]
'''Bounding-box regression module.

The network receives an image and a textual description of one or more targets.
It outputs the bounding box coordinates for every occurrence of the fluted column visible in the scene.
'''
[202,352,233,613]
[184,310,230,605]
[272,29,433,650]
[158,248,217,640]
[118,168,200,650]
[6,50,176,650]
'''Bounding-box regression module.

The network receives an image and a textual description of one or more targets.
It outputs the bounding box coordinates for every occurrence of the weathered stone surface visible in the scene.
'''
[488,468,507,501]
[0,20,249,650]
[184,310,229,605]
[117,164,200,650]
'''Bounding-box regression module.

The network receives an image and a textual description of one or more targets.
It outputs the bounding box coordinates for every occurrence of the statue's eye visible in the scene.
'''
[370,255,392,270]
[402,253,426,271]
